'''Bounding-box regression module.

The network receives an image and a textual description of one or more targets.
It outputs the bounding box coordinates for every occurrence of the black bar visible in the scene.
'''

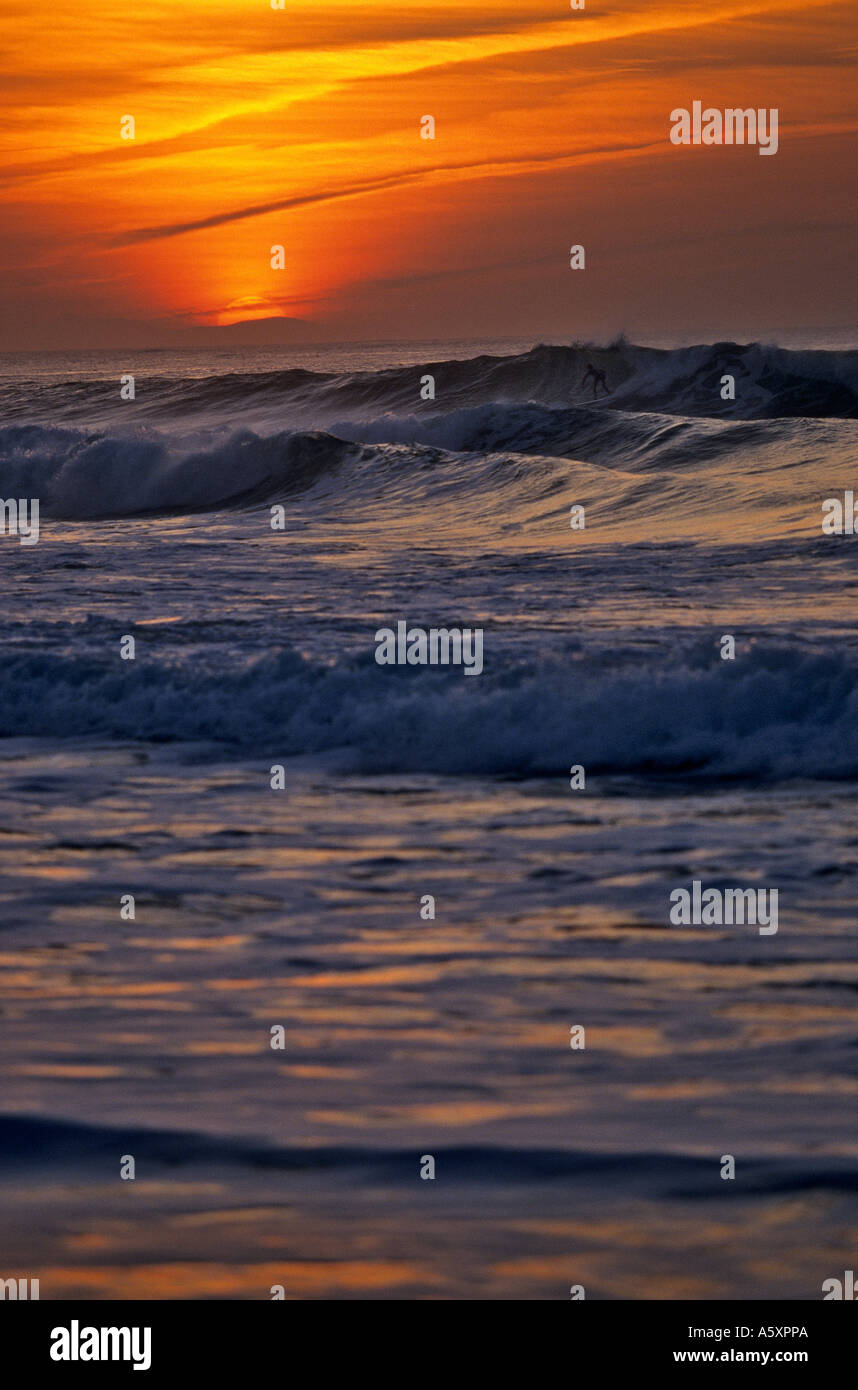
[2,1299,851,1377]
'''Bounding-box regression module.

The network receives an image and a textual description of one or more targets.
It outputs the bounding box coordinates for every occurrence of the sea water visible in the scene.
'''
[1,338,858,1298]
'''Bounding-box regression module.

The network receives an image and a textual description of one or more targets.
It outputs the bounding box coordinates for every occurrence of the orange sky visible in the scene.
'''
[1,0,856,348]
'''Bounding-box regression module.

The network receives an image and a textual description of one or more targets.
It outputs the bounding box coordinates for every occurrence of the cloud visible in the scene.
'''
[108,138,662,246]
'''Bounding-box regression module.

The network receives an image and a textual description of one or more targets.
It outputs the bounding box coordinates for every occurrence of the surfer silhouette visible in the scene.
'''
[581,363,611,398]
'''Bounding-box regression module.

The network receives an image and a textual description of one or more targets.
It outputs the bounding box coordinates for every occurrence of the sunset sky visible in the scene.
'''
[1,0,856,349]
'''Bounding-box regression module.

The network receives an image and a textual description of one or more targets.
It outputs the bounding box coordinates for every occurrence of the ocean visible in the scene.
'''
[1,337,858,1299]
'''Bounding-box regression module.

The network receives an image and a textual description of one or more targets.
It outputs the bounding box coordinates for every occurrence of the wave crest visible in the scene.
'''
[0,424,359,517]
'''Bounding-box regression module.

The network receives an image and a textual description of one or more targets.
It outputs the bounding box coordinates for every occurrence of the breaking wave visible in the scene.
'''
[2,340,857,431]
[2,640,857,781]
[0,402,852,520]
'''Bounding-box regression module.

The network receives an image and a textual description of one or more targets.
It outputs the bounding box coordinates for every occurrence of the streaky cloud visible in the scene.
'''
[109,139,661,246]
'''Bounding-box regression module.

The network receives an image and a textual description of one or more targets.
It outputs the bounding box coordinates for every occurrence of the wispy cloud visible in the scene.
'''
[109,139,663,246]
